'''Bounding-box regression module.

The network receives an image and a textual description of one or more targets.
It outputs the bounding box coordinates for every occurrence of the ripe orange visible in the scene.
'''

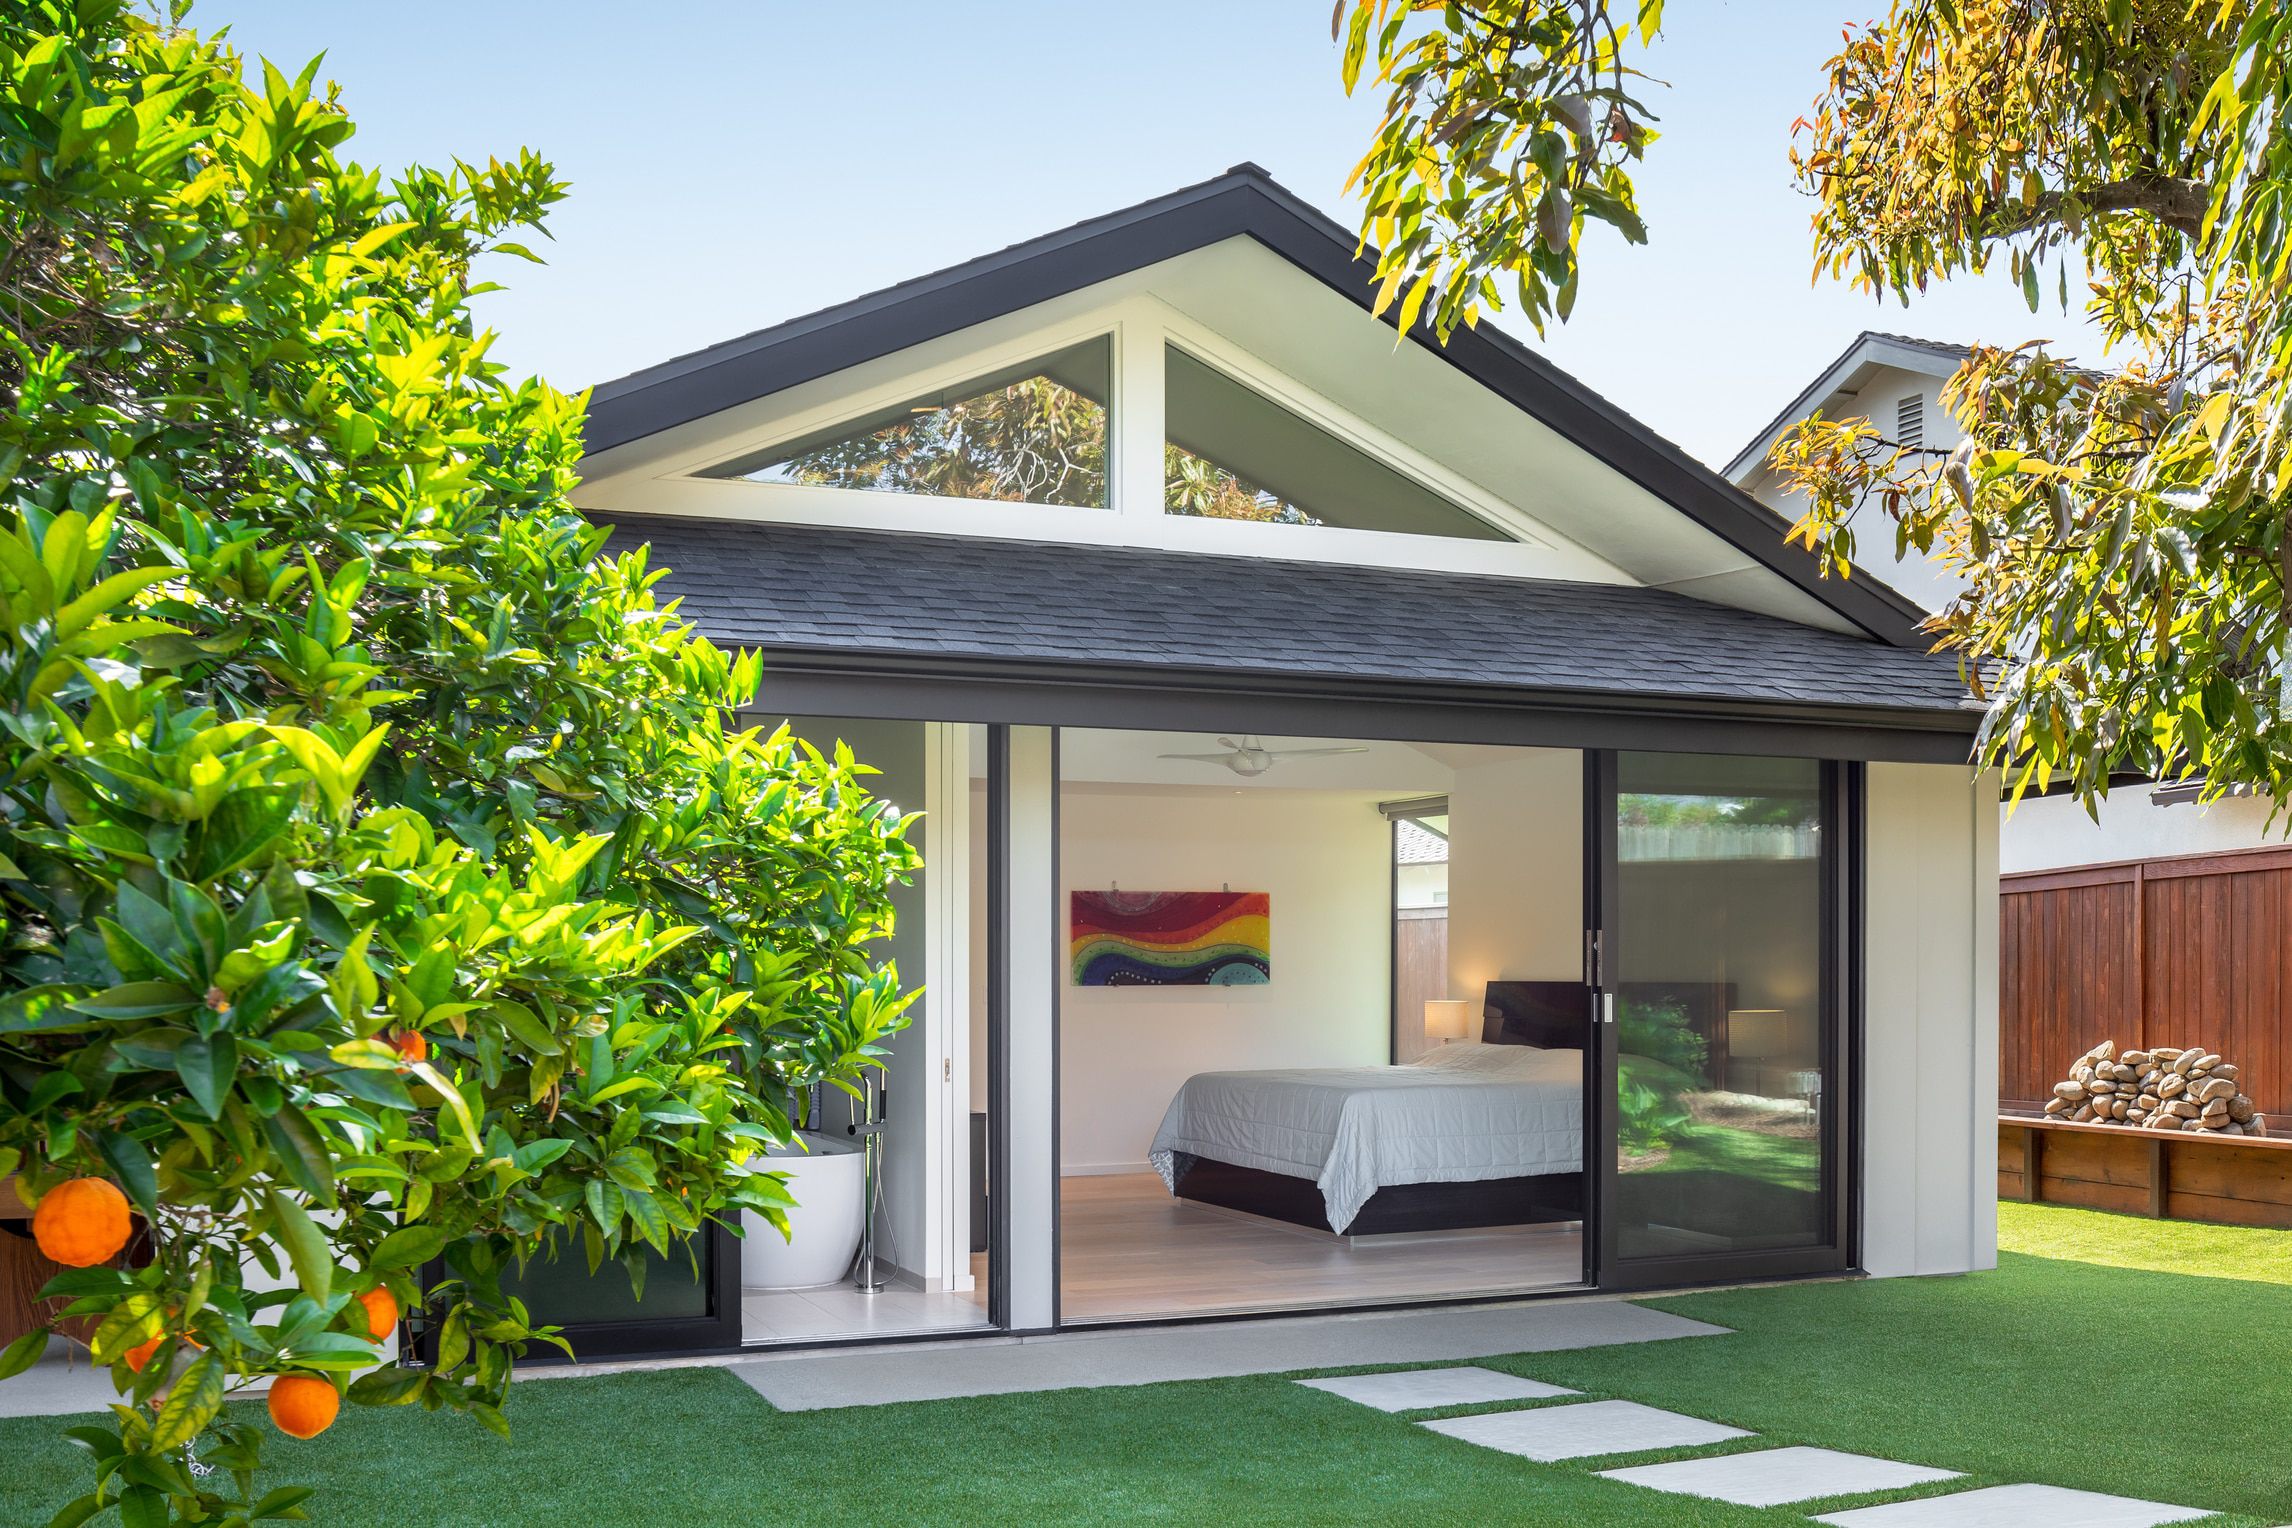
[267,1375,340,1439]
[32,1177,131,1267]
[353,1286,399,1340]
[124,1335,164,1373]
[391,1031,428,1066]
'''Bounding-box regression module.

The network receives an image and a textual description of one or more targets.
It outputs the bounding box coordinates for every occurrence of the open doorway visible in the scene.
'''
[733,717,993,1346]
[1054,729,1590,1323]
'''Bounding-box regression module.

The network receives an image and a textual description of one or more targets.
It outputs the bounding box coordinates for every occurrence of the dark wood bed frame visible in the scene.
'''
[1168,980,1593,1236]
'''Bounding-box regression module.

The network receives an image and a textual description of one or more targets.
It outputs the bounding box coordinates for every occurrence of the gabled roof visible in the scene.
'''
[600,518,1977,729]
[584,165,1930,650]
[1724,330,1972,484]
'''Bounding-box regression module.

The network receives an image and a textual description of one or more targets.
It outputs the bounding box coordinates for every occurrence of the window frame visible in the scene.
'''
[594,292,1618,584]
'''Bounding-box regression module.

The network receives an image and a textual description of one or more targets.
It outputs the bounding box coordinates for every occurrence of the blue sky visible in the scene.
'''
[199,0,2103,469]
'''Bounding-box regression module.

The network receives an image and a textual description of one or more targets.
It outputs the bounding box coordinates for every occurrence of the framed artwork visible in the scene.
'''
[1069,890,1270,987]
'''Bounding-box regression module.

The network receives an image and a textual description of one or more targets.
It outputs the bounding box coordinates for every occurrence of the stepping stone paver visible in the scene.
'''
[1298,1366,1577,1412]
[1816,1483,2213,1528]
[1601,1445,1961,1506]
[1420,1398,1750,1461]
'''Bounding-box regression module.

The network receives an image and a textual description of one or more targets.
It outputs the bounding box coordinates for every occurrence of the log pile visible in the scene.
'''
[2046,1042,2269,1136]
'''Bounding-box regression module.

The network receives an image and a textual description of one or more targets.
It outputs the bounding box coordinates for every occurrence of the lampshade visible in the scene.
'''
[1424,999,1474,1042]
[1729,1009,1789,1060]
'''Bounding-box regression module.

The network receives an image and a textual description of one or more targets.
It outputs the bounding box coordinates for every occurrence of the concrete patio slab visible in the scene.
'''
[1298,1366,1576,1412]
[732,1297,1727,1410]
[1602,1445,1961,1506]
[1421,1398,1751,1461]
[1816,1484,2214,1528]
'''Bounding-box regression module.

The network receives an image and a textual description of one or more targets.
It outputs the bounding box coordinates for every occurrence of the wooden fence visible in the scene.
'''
[2001,844,2292,1120]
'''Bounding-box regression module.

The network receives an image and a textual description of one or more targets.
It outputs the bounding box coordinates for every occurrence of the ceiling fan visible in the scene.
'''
[1157,735,1369,778]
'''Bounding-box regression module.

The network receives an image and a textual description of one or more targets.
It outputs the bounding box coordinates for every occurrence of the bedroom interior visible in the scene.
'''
[1052,728,1595,1322]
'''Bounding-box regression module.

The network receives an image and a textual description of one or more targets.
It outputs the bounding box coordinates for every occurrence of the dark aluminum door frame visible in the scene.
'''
[1585,752,1861,1292]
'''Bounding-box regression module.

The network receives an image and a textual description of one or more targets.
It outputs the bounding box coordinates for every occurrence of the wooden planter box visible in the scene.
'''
[1999,1114,2292,1227]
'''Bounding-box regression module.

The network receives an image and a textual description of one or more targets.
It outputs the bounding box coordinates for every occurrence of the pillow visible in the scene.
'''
[1408,1041,1542,1073]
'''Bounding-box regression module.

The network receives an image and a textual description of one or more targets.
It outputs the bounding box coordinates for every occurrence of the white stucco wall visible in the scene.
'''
[2000,787,2290,873]
[1863,763,2000,1279]
[1057,786,1393,1174]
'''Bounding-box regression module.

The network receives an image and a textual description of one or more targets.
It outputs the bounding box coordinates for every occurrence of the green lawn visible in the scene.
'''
[0,1203,2284,1526]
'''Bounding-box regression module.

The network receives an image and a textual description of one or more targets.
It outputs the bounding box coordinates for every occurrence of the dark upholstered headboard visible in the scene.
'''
[1481,981,1592,1049]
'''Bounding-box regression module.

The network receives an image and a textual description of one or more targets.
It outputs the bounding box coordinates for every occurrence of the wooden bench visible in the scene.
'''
[1999,1114,2292,1227]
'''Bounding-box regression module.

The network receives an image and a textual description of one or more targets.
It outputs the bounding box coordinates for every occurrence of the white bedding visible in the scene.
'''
[1147,1042,1583,1233]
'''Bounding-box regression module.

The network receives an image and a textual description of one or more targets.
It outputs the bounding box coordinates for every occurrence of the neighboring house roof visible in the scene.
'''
[1724,331,1972,484]
[1395,819,1448,865]
[583,164,1931,651]
[600,518,1979,727]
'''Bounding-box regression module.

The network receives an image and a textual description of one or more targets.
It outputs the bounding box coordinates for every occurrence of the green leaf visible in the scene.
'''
[150,1349,224,1449]
[266,1187,333,1306]
[584,1178,623,1236]
[42,1493,107,1528]
[249,1485,319,1519]
[263,1100,336,1205]
[622,1189,669,1252]
[67,981,198,1020]
[369,1223,450,1271]
[118,1487,168,1528]
[0,1327,50,1381]
[96,1131,158,1220]
[346,1366,427,1407]
[175,1032,237,1120]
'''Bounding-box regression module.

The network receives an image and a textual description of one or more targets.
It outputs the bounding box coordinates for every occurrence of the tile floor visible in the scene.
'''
[740,1283,988,1344]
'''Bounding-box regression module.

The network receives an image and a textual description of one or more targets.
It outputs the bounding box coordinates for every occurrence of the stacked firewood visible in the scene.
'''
[2046,1041,2269,1136]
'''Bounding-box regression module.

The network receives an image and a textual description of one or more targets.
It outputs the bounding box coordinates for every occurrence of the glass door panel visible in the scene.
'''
[1597,752,1843,1284]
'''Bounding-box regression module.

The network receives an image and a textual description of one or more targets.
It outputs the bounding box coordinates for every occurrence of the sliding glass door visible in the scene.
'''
[1589,752,1852,1289]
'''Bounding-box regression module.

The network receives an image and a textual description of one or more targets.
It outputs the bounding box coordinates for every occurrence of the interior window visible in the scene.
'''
[1162,346,1509,540]
[703,337,1110,508]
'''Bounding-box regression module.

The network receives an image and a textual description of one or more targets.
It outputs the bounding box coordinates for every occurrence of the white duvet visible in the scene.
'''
[1147,1042,1584,1233]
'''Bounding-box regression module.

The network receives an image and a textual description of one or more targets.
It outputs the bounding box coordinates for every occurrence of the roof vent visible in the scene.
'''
[1896,394,1925,448]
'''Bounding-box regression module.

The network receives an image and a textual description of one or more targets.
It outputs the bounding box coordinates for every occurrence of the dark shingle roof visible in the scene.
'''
[598,517,1975,720]
[582,165,1931,651]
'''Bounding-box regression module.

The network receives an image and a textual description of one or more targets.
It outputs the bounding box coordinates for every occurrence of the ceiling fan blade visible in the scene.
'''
[1266,747,1371,759]
[1157,752,1241,762]
[1216,737,1243,751]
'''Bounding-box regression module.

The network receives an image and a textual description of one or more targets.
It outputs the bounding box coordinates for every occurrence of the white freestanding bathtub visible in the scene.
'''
[741,1132,867,1290]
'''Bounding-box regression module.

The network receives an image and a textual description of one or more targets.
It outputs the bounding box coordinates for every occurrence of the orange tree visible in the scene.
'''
[0,2,915,1522]
[1338,0,2292,808]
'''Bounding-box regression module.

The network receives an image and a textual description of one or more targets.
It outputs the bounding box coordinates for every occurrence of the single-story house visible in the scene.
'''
[549,165,1999,1361]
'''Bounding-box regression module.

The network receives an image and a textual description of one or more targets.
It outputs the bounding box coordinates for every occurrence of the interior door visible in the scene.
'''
[1590,750,1853,1290]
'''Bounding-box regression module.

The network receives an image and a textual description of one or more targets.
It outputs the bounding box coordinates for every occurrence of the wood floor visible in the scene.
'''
[1058,1172,1584,1323]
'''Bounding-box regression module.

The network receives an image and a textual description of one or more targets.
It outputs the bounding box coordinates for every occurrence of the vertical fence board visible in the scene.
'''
[2005,847,2292,1121]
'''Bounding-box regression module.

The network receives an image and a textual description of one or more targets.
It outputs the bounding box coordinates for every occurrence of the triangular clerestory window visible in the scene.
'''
[702,337,1111,508]
[1162,346,1510,541]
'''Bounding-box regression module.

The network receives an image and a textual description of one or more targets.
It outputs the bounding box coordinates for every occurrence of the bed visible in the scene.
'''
[1147,981,1590,1236]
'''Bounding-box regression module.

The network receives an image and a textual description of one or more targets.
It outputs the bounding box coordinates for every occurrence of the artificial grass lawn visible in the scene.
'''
[0,1204,2282,1526]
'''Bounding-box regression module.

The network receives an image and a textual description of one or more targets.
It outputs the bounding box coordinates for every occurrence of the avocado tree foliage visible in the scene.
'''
[1339,0,2292,810]
[0,2,915,1522]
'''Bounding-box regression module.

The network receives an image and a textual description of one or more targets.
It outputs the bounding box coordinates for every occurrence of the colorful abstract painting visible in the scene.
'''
[1069,891,1270,987]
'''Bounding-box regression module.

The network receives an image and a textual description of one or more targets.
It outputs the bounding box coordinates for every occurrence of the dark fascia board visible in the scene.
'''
[1722,330,1972,483]
[583,165,1932,651]
[747,648,1981,766]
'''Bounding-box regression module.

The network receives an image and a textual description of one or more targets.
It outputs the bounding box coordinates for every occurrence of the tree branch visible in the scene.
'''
[1991,173,2208,240]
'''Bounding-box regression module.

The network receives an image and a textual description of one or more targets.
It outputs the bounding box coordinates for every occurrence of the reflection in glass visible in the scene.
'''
[1614,753,1825,1260]
[1162,347,1509,539]
[704,338,1110,508]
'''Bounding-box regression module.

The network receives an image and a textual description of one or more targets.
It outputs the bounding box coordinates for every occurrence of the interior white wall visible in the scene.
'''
[2000,787,2290,873]
[1863,763,2000,1279]
[1057,784,1394,1174]
[1443,749,1585,1059]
